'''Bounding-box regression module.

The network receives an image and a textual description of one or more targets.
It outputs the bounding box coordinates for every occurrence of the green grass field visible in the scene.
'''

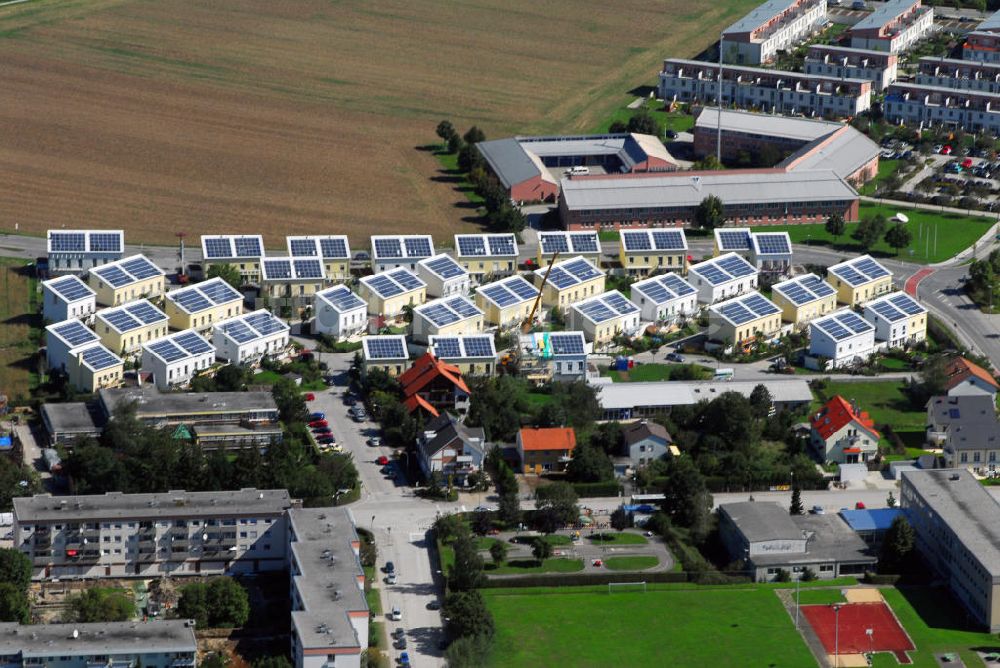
[484,585,817,667]
[0,257,39,400]
[604,556,659,571]
[590,104,695,136]
[813,380,924,432]
[763,203,993,264]
[601,363,711,383]
[792,588,846,605]
[858,160,902,196]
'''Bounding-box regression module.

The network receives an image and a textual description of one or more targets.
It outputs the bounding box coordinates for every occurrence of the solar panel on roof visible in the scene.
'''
[365,337,406,360]
[743,294,779,317]
[549,333,584,355]
[102,309,141,333]
[50,232,86,252]
[425,256,465,279]
[432,338,462,358]
[888,294,924,315]
[80,346,120,370]
[871,301,905,322]
[660,273,695,296]
[545,267,576,289]
[171,290,213,313]
[832,265,867,286]
[93,265,133,288]
[220,320,257,344]
[716,255,756,278]
[263,260,292,280]
[563,259,601,281]
[198,280,241,305]
[799,275,835,298]
[480,284,517,307]
[457,236,487,256]
[148,339,186,363]
[838,312,872,334]
[321,286,365,312]
[622,231,652,251]
[404,237,432,257]
[293,259,324,279]
[694,265,730,286]
[505,277,538,301]
[89,232,122,253]
[203,238,233,258]
[374,238,402,259]
[539,234,569,255]
[780,283,814,306]
[319,238,348,258]
[651,230,685,250]
[579,300,617,323]
[569,233,598,253]
[289,239,318,257]
[754,234,790,255]
[635,280,671,303]
[487,235,516,255]
[604,293,638,315]
[174,331,213,355]
[244,312,286,336]
[717,230,750,250]
[421,303,460,327]
[126,301,166,325]
[365,275,404,298]
[463,336,494,357]
[855,257,890,280]
[234,237,262,257]
[445,297,480,319]
[718,302,755,325]
[120,256,161,280]
[388,269,424,291]
[53,320,98,347]
[49,276,92,302]
[820,318,852,341]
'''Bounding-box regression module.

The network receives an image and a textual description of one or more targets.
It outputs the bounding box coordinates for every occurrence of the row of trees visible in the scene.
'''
[465,377,599,443]
[967,247,1000,311]
[0,549,32,624]
[176,577,250,629]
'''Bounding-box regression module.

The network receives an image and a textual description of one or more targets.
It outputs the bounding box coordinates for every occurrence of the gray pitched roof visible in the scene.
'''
[622,420,672,446]
[418,413,486,460]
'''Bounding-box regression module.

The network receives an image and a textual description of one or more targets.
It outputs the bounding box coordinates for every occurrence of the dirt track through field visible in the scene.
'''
[0,0,756,246]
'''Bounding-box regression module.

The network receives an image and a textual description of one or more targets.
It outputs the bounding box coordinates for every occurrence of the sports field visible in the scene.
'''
[483,585,818,667]
[0,0,757,246]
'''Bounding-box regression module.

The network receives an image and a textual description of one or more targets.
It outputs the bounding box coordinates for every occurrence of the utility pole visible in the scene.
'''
[717,34,724,164]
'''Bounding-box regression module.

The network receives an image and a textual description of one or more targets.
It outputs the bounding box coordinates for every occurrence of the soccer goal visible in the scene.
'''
[608,581,647,594]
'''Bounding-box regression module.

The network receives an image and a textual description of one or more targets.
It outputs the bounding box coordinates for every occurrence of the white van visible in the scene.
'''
[565,166,590,176]
[712,368,735,382]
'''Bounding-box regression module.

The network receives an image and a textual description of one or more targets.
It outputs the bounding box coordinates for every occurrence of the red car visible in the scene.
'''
[304,393,316,401]
[962,158,974,169]
[376,455,389,465]
[941,145,952,155]
[308,419,328,429]
[855,501,866,510]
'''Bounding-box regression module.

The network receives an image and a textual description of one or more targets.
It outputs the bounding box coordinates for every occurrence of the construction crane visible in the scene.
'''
[500,251,559,375]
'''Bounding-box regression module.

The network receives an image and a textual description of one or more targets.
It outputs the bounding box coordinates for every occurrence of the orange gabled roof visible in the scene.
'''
[944,357,999,391]
[810,395,880,441]
[518,427,577,452]
[403,393,439,417]
[399,352,471,397]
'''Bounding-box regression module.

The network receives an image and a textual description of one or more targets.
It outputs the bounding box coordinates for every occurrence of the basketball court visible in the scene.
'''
[801,589,915,665]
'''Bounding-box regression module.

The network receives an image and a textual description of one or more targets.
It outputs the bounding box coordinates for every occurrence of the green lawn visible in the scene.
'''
[813,380,925,433]
[484,585,818,668]
[590,104,695,136]
[487,558,584,575]
[858,159,902,196]
[604,556,659,571]
[523,392,555,408]
[762,203,993,264]
[586,532,648,545]
[601,363,711,383]
[792,588,845,605]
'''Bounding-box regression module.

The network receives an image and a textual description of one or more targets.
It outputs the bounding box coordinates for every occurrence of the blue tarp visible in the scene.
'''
[839,508,901,533]
[0,436,11,450]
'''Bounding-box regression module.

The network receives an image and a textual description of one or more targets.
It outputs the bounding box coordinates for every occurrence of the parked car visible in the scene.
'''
[353,410,367,422]
[474,505,497,513]
[665,129,678,139]
[377,455,390,465]
[399,651,410,666]
[426,600,441,611]
[317,436,336,445]
[394,636,408,650]
[386,561,395,574]
[393,628,406,640]
[309,412,325,421]
[304,393,316,401]
[312,427,332,435]
[665,352,685,363]
[941,145,953,155]
[962,158,974,169]
[390,606,402,621]
[851,0,866,8]
[367,436,382,447]
[810,505,825,515]
[308,419,328,429]
[386,573,398,585]
[855,501,866,509]
[343,395,357,406]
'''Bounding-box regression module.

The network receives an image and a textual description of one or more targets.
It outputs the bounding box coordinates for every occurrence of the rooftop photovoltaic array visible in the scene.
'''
[752,232,791,256]
[166,278,242,314]
[421,254,467,280]
[828,255,892,287]
[621,229,687,252]
[361,268,426,299]
[286,236,350,259]
[715,229,751,252]
[454,234,518,257]
[689,253,757,287]
[317,285,366,313]
[363,336,408,360]
[45,275,95,302]
[812,310,874,341]
[538,231,600,256]
[98,300,167,333]
[261,257,327,281]
[711,292,781,326]
[244,311,287,336]
[48,319,99,348]
[119,256,162,280]
[477,275,538,308]
[416,296,483,327]
[370,235,434,261]
[47,230,124,254]
[78,344,122,371]
[218,319,258,344]
[91,254,164,289]
[573,291,640,324]
[534,257,604,290]
[772,273,836,307]
[216,310,289,345]
[866,292,926,323]
[430,335,496,359]
[548,332,586,356]
[631,272,697,305]
[200,235,264,259]
[145,330,215,364]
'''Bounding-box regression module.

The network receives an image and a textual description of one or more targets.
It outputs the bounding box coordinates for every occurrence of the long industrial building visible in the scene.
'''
[658,58,872,119]
[720,0,828,65]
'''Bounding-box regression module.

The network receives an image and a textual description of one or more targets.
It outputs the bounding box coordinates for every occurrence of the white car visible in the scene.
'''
[390,606,402,621]
[386,573,398,585]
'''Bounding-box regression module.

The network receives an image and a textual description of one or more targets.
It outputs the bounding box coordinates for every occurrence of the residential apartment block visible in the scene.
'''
[804,44,899,90]
[916,57,1000,95]
[884,83,1000,134]
[925,395,1000,471]
[848,0,934,54]
[721,0,827,65]
[47,229,125,275]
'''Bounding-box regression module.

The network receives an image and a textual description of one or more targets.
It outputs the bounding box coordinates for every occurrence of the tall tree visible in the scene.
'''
[659,456,712,541]
[206,577,250,627]
[463,126,486,145]
[851,214,887,252]
[694,195,725,231]
[531,538,553,562]
[879,515,916,575]
[0,549,31,592]
[789,487,803,515]
[443,590,494,639]
[885,223,913,255]
[534,482,579,530]
[824,213,846,242]
[566,441,613,483]
[0,583,29,623]
[610,506,631,532]
[627,110,657,135]
[489,541,507,567]
[748,384,773,420]
[206,263,242,290]
[448,530,485,591]
[435,120,457,143]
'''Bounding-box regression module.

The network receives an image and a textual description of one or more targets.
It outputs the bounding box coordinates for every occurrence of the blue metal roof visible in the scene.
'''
[839,508,901,532]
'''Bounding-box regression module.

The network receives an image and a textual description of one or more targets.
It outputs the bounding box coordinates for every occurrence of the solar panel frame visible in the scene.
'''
[320,286,366,312]
[742,294,780,317]
[693,264,730,286]
[49,232,87,253]
[820,318,852,341]
[202,237,233,259]
[263,259,292,280]
[578,300,617,323]
[568,233,599,253]
[52,320,99,347]
[373,238,403,259]
[659,273,696,297]
[539,233,570,255]
[147,339,187,363]
[432,337,462,358]
[544,267,577,289]
[486,235,516,256]
[622,231,652,252]
[424,255,465,279]
[120,256,162,280]
[174,331,214,355]
[888,293,924,315]
[93,265,133,288]
[80,345,121,371]
[48,276,94,302]
[89,232,122,253]
[838,312,873,334]
[651,230,686,250]
[563,259,601,281]
[292,259,324,279]
[456,236,487,257]
[753,233,791,256]
[404,237,433,258]
[831,265,868,287]
[219,320,258,344]
[170,289,214,314]
[799,275,835,298]
[198,279,241,305]
[549,333,585,355]
[387,268,425,291]
[244,312,287,336]
[462,336,495,357]
[871,301,905,322]
[101,309,142,333]
[716,255,756,278]
[603,292,639,315]
[319,237,349,259]
[779,283,815,306]
[444,297,481,319]
[364,337,407,360]
[504,277,538,301]
[420,303,461,327]
[289,239,318,257]
[363,274,404,298]
[479,284,517,307]
[855,257,890,280]
[233,237,263,258]
[717,230,750,250]
[634,280,672,304]
[717,302,755,325]
[125,301,167,326]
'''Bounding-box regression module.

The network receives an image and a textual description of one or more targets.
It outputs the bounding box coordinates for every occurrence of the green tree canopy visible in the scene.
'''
[436,120,457,142]
[531,537,553,561]
[789,487,803,515]
[659,455,712,540]
[443,590,494,639]
[463,126,486,145]
[206,576,250,627]
[534,481,579,531]
[879,514,916,575]
[627,110,657,135]
[884,222,913,255]
[566,441,614,483]
[851,214,887,252]
[0,549,32,592]
[448,530,485,592]
[0,583,29,623]
[206,263,242,290]
[694,194,725,231]
[825,213,846,240]
[68,588,134,623]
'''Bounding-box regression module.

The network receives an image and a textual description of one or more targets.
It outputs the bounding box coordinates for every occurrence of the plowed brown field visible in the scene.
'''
[0,0,756,247]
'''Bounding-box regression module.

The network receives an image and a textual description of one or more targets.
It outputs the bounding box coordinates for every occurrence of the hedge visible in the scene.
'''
[480,571,688,589]
[571,481,623,497]
[863,572,902,585]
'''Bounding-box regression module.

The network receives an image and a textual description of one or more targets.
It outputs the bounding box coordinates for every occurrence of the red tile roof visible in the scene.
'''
[403,393,439,418]
[518,427,577,452]
[399,352,471,398]
[944,357,999,391]
[810,395,880,441]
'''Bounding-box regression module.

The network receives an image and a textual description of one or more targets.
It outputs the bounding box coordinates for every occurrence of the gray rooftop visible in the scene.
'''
[288,507,368,652]
[901,469,1000,576]
[919,55,1000,73]
[755,512,875,566]
[595,379,812,411]
[14,489,293,523]
[40,402,104,435]
[808,43,897,58]
[665,58,870,86]
[852,0,924,32]
[99,386,277,419]
[720,501,803,542]
[723,0,806,36]
[779,125,880,180]
[0,620,196,655]
[979,8,1000,32]
[696,107,839,142]
[560,169,857,211]
[927,394,998,431]
[419,412,486,461]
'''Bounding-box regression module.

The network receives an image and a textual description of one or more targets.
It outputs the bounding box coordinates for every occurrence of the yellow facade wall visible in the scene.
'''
[88,275,165,307]
[204,259,260,283]
[361,286,426,318]
[475,295,533,329]
[98,321,169,356]
[828,275,893,306]
[618,244,687,276]
[773,293,839,327]
[536,275,605,310]
[165,299,243,332]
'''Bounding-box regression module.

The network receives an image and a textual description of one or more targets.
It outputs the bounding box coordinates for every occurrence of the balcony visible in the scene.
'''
[135,550,157,563]
[33,555,53,566]
[168,550,189,561]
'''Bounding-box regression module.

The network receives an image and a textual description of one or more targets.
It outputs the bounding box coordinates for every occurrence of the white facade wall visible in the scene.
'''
[850,9,934,53]
[691,274,758,305]
[42,287,95,324]
[804,60,898,90]
[141,348,216,391]
[416,267,471,299]
[313,302,368,340]
[722,1,827,65]
[213,329,289,365]
[947,377,998,398]
[808,324,876,368]
[632,292,699,323]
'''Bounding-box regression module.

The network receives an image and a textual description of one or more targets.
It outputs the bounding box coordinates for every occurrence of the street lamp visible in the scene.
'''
[833,604,842,668]
[866,627,874,658]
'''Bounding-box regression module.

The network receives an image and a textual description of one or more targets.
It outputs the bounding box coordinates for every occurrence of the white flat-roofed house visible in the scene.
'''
[45,319,101,373]
[410,296,485,344]
[568,291,642,346]
[313,285,368,340]
[286,235,351,281]
[848,0,934,54]
[772,273,839,328]
[142,329,217,390]
[454,234,519,282]
[750,231,793,274]
[884,82,1000,135]
[630,272,699,324]
[417,253,471,298]
[808,309,877,369]
[708,292,784,350]
[42,275,96,323]
[47,229,124,274]
[474,275,540,329]
[86,254,166,306]
[863,291,928,348]
[688,253,759,305]
[721,0,828,65]
[370,235,435,273]
[200,234,265,283]
[213,310,290,365]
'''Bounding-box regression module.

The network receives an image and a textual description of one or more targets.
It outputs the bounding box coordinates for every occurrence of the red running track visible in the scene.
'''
[801,603,915,664]
[904,268,934,296]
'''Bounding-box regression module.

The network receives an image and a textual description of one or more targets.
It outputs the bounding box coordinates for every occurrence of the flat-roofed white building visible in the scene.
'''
[568,290,642,346]
[286,235,351,281]
[200,234,265,283]
[87,254,166,306]
[313,285,368,340]
[630,272,699,323]
[164,277,245,333]
[417,253,471,298]
[863,291,928,347]
[358,268,427,319]
[362,335,410,377]
[536,231,602,266]
[94,299,169,356]
[474,275,540,329]
[805,44,899,90]
[721,0,828,65]
[141,330,217,390]
[429,335,498,376]
[370,235,434,273]
[42,275,96,323]
[688,253,759,304]
[772,273,839,327]
[45,318,101,373]
[47,229,124,274]
[808,309,877,368]
[213,310,290,365]
[454,234,519,282]
[411,296,485,344]
[708,292,784,347]
[826,254,894,305]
